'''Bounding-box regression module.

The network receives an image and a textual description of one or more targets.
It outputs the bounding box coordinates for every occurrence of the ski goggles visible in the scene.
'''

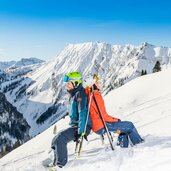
[63,74,82,83]
[63,74,70,82]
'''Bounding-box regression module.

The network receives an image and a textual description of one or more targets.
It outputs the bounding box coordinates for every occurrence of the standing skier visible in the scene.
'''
[50,72,92,168]
[83,75,144,148]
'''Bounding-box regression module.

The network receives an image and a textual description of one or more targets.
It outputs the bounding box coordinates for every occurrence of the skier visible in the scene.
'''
[50,72,92,168]
[83,75,144,148]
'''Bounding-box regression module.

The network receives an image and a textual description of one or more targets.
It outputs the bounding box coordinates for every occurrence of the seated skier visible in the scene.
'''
[83,74,144,148]
[50,72,92,168]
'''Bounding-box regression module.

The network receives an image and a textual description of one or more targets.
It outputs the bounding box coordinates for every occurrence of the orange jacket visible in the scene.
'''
[86,88,119,132]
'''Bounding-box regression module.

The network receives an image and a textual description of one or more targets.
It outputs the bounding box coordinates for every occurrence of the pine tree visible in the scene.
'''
[13,139,21,149]
[0,147,4,158]
[153,61,161,73]
[141,70,147,76]
[141,70,145,76]
[4,145,11,155]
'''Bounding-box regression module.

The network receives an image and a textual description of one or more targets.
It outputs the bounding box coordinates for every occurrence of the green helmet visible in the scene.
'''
[63,72,83,86]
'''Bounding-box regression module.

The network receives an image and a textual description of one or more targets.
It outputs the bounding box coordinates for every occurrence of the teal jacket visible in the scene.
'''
[68,84,92,134]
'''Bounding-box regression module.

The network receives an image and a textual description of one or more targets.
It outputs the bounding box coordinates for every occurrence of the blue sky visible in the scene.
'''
[0,0,171,61]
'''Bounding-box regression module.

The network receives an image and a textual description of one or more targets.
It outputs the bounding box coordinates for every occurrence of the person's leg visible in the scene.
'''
[95,125,129,147]
[51,126,91,167]
[106,121,143,146]
[118,133,129,148]
[128,126,144,145]
[51,127,76,167]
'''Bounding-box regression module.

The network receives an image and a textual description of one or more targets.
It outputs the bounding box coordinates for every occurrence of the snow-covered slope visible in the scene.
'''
[1,42,171,138]
[1,68,171,171]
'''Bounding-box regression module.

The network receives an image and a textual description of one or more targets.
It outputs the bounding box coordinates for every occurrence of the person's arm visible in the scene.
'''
[76,91,88,135]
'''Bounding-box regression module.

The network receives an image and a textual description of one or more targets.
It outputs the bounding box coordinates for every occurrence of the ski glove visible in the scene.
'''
[74,128,81,142]
[74,127,88,142]
[74,132,88,142]
[80,132,88,141]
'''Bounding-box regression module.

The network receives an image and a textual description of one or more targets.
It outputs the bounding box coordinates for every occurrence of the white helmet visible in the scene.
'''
[82,75,96,88]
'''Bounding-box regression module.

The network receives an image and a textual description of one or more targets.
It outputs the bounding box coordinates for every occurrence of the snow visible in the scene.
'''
[0,61,16,70]
[1,68,171,170]
[1,42,171,138]
[11,58,45,68]
[0,58,44,70]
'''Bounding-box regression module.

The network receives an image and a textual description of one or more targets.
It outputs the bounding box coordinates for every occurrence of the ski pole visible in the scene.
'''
[93,92,115,150]
[77,88,94,158]
[75,139,80,153]
[100,134,105,145]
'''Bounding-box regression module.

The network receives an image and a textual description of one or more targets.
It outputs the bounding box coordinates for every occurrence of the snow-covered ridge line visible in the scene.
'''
[1,41,171,137]
[0,57,45,71]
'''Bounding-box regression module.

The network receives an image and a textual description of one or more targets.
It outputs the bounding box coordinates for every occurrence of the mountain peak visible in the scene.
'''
[142,42,155,47]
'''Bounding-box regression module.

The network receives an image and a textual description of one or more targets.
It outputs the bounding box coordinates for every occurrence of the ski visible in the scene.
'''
[49,167,57,171]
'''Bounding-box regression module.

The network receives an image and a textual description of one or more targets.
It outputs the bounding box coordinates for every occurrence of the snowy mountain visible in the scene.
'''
[0,61,16,71]
[0,57,45,157]
[0,42,171,157]
[1,42,171,134]
[1,68,171,171]
[0,57,45,70]
[8,57,45,69]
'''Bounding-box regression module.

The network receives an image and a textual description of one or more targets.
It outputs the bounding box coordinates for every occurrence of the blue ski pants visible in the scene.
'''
[96,121,143,148]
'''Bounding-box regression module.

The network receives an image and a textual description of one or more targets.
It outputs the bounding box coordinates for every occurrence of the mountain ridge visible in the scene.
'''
[0,41,171,154]
[0,57,45,71]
